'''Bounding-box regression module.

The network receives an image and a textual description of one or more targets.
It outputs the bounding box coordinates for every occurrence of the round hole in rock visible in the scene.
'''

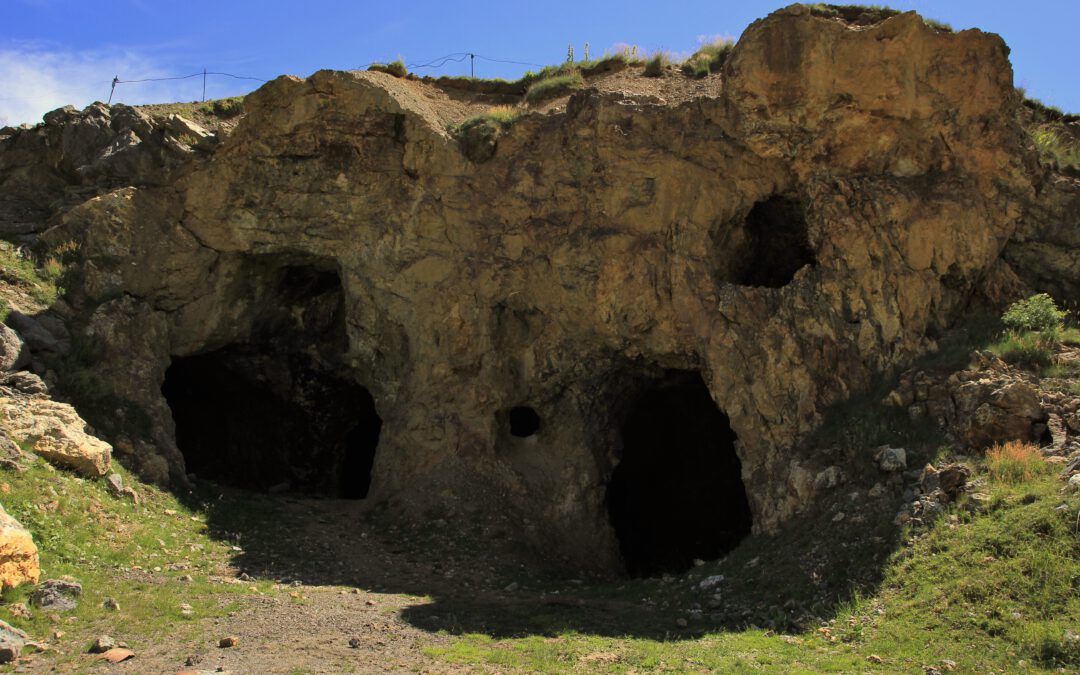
[161,349,381,499]
[606,371,751,577]
[509,406,541,438]
[737,195,815,288]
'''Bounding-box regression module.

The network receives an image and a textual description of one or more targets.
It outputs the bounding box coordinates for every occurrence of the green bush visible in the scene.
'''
[1001,293,1066,334]
[369,60,408,78]
[524,72,583,104]
[681,39,734,78]
[642,53,669,78]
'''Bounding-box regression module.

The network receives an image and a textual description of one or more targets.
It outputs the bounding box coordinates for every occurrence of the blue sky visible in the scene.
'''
[2,0,1077,125]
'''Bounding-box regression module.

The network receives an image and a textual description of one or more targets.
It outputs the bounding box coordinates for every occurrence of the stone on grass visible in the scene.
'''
[89,635,115,653]
[29,578,82,612]
[0,619,28,664]
[218,636,238,648]
[0,324,28,373]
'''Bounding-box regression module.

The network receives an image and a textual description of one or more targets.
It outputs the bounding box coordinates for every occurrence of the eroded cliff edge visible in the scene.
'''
[1,4,1061,570]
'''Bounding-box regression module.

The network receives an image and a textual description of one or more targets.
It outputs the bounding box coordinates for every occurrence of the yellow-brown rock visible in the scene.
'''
[0,503,39,590]
[0,398,111,477]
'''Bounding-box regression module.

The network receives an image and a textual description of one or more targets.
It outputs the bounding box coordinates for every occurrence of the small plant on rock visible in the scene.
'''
[368,60,408,78]
[643,53,670,77]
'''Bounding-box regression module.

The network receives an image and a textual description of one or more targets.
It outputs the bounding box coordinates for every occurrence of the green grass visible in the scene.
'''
[808,4,952,31]
[1032,127,1080,170]
[524,72,584,104]
[681,39,734,78]
[0,457,266,667]
[452,106,521,135]
[0,242,62,309]
[988,331,1057,369]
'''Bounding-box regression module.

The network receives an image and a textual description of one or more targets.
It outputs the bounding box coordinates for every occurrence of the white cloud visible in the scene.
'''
[0,46,228,126]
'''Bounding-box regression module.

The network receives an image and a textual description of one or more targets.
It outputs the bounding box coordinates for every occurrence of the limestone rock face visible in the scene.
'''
[0,398,111,477]
[0,324,28,372]
[0,503,39,590]
[7,7,1045,567]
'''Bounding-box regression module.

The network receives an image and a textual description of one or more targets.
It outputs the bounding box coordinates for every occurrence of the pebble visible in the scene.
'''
[103,598,120,611]
[219,636,239,648]
[503,582,519,592]
[675,618,688,628]
[348,637,362,648]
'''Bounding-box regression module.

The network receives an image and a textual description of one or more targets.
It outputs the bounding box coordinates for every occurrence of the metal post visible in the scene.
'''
[202,68,207,102]
[108,77,119,105]
[470,53,475,79]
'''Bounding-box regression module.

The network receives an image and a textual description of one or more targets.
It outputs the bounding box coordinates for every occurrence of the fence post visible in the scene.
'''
[202,68,207,102]
[108,76,119,105]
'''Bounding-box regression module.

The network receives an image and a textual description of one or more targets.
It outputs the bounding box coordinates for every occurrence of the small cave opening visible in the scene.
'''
[509,406,541,438]
[735,195,815,288]
[606,371,751,577]
[161,260,382,499]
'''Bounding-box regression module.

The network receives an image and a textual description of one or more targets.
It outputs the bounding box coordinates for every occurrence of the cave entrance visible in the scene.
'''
[606,371,751,577]
[161,259,381,499]
[737,195,814,288]
[162,350,381,498]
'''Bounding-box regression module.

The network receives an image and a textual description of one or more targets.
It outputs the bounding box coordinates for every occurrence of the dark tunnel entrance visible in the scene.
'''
[606,371,751,577]
[160,260,382,499]
[736,195,815,288]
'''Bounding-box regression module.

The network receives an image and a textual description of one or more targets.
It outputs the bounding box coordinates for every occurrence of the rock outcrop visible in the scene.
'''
[0,398,111,477]
[0,504,39,590]
[1,5,1057,568]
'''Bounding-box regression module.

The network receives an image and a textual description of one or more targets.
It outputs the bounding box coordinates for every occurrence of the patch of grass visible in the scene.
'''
[808,4,952,30]
[453,105,521,134]
[368,60,408,78]
[681,39,734,78]
[0,458,256,667]
[642,53,671,78]
[986,441,1052,483]
[988,330,1057,369]
[524,72,583,104]
[0,242,62,308]
[200,96,244,119]
[1032,127,1080,170]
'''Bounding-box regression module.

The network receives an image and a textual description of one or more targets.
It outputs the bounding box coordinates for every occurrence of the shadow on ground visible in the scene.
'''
[175,471,910,641]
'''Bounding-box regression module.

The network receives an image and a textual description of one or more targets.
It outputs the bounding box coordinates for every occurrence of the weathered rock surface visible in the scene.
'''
[0,503,39,590]
[0,619,28,663]
[0,398,111,477]
[1,6,1055,566]
[0,324,28,372]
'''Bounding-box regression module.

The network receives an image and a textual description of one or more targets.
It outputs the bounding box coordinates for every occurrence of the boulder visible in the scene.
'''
[0,503,39,590]
[4,312,60,354]
[0,398,111,477]
[0,619,28,664]
[876,446,907,473]
[0,324,28,372]
[953,380,1046,450]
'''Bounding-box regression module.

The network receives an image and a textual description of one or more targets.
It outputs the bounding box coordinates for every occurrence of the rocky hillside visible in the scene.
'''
[0,2,1078,671]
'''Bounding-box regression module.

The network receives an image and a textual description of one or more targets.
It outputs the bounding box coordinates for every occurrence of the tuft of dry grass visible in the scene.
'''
[986,441,1051,483]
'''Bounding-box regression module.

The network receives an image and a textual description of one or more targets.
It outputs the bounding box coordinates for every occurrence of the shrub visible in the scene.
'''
[203,96,245,118]
[643,53,670,78]
[681,39,734,78]
[986,441,1050,483]
[368,60,408,78]
[1031,128,1080,170]
[989,331,1056,369]
[1001,294,1066,335]
[524,72,583,104]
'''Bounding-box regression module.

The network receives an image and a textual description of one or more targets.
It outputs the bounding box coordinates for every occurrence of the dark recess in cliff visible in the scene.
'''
[606,370,752,576]
[737,195,815,288]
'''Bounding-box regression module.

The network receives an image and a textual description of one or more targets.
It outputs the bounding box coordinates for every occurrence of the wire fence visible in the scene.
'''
[106,51,553,105]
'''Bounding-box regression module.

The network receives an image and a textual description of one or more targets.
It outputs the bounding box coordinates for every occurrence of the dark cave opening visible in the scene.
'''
[162,350,382,498]
[509,406,541,438]
[161,260,382,499]
[737,195,815,288]
[606,371,752,577]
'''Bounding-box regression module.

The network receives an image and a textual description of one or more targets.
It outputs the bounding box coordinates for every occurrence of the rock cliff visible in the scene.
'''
[0,4,1068,571]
